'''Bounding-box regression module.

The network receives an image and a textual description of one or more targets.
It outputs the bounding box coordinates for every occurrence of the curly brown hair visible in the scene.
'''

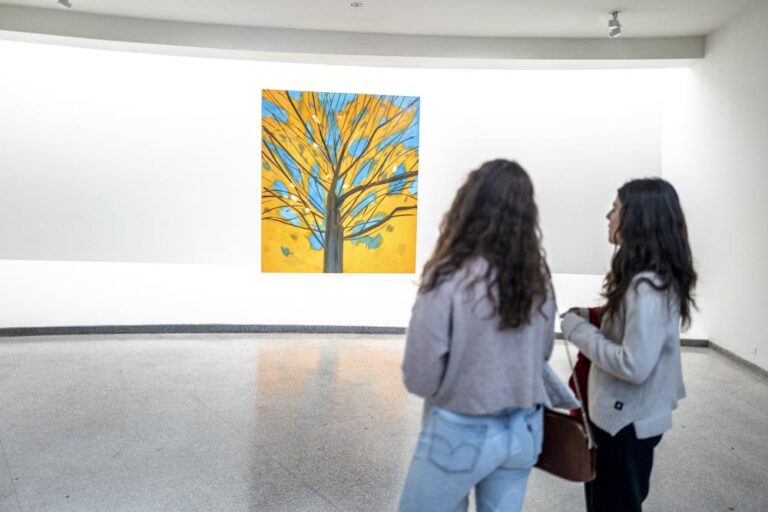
[603,178,697,328]
[420,159,551,329]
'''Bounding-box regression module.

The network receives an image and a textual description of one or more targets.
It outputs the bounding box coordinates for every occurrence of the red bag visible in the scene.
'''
[568,307,604,418]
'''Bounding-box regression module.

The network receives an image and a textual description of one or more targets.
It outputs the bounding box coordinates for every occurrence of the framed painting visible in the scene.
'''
[261,89,420,273]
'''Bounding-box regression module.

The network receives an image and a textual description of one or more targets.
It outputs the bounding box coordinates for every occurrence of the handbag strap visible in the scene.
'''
[562,336,597,450]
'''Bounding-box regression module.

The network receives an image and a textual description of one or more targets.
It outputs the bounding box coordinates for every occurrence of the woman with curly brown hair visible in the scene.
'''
[398,159,555,512]
[561,178,697,512]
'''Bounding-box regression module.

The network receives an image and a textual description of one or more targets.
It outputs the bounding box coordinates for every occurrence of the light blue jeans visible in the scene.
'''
[398,404,543,512]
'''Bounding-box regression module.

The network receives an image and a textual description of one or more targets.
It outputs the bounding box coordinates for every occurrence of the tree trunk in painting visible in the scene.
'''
[323,202,343,273]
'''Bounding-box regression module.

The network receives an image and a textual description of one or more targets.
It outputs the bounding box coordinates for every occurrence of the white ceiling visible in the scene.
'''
[0,0,757,38]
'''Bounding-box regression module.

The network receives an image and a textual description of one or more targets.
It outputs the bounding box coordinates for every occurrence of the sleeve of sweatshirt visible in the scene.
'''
[560,281,668,385]
[401,285,452,399]
[543,284,557,362]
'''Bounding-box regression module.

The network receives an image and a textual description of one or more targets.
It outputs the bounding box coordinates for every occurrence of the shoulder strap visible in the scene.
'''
[562,337,597,450]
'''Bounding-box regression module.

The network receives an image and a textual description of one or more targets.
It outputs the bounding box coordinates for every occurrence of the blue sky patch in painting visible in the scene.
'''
[388,164,408,195]
[408,177,418,195]
[349,191,377,218]
[279,207,301,227]
[352,160,375,186]
[262,98,288,123]
[265,142,302,183]
[348,137,369,158]
[272,180,289,198]
[351,233,383,250]
[308,230,324,251]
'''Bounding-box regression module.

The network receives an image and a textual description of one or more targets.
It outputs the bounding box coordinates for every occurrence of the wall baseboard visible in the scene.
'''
[2,324,705,345]
[0,324,406,337]
[678,338,710,348]
[708,341,768,382]
[555,331,708,348]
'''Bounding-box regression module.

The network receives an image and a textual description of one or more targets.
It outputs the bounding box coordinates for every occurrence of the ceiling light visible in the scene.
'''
[58,0,72,8]
[608,11,622,38]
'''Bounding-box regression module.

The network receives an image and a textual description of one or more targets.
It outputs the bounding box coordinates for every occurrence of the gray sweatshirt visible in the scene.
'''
[561,271,686,439]
[402,260,556,415]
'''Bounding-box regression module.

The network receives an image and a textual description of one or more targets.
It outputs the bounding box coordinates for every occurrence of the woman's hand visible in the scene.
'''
[560,307,588,320]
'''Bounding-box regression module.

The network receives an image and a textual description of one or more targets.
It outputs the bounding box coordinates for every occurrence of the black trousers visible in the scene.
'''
[585,422,662,512]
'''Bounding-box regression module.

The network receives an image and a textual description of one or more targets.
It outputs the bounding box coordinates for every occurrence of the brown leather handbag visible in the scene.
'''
[535,338,597,482]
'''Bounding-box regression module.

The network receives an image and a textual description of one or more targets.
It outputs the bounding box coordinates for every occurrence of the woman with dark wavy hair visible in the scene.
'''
[561,178,697,512]
[398,159,555,512]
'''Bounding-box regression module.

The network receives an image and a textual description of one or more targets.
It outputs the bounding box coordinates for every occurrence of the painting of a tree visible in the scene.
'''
[261,89,420,273]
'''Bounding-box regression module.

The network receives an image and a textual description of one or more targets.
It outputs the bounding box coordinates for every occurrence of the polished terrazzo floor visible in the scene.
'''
[0,334,766,511]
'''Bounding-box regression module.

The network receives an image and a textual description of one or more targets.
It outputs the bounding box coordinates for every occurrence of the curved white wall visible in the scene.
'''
[0,39,688,330]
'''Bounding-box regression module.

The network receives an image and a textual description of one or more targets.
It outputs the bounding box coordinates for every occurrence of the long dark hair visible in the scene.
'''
[603,178,697,328]
[420,159,550,329]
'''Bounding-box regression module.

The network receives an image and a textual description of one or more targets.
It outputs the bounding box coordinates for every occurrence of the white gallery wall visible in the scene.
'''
[662,0,768,369]
[0,39,689,332]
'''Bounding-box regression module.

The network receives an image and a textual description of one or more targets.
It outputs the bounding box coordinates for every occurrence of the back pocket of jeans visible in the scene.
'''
[427,413,487,473]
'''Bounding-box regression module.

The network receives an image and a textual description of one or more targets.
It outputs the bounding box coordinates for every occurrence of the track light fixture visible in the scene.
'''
[608,11,622,38]
[58,0,72,7]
